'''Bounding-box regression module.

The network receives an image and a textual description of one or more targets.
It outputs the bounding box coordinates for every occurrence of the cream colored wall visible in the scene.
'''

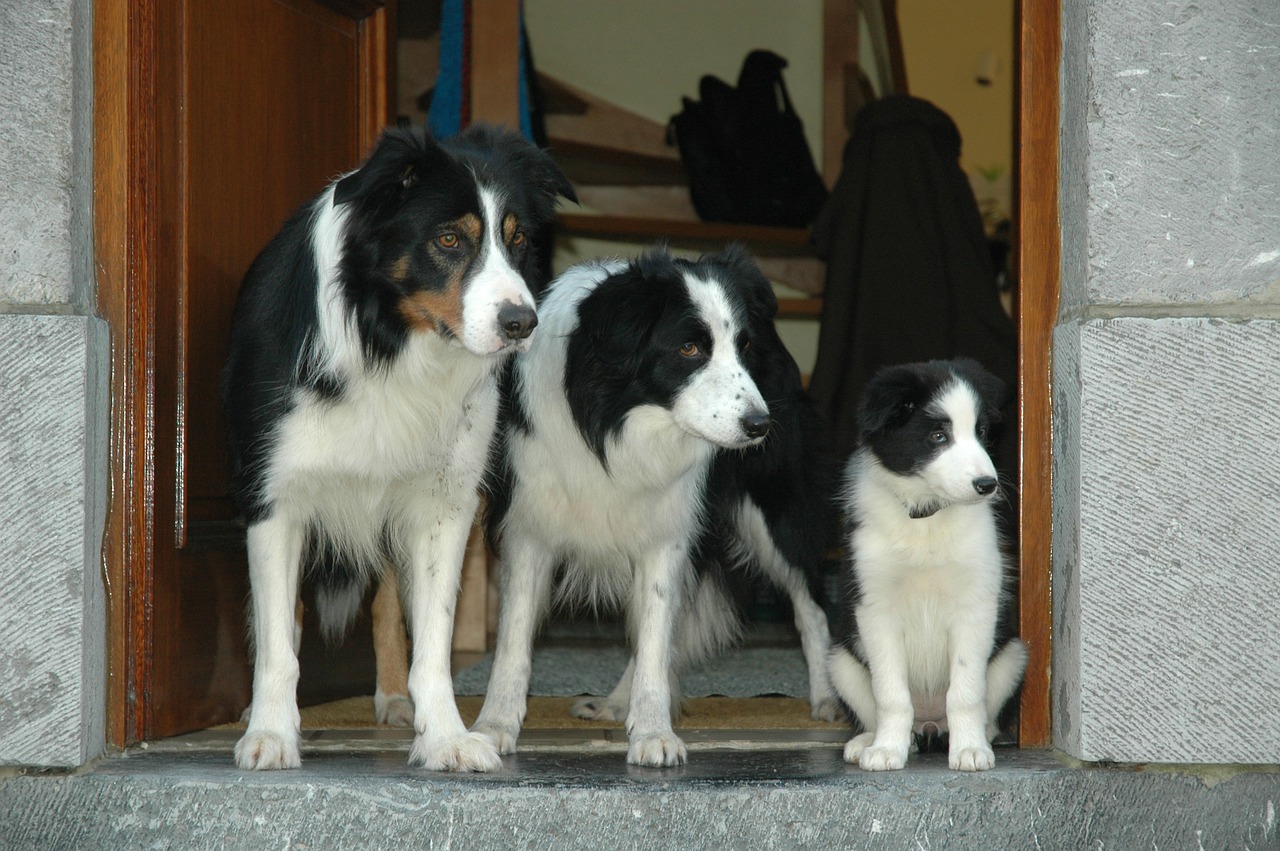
[522,1,1015,373]
[897,0,1016,221]
[523,0,825,165]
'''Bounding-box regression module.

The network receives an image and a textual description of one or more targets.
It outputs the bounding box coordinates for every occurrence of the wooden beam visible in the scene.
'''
[468,0,521,128]
[1015,0,1060,749]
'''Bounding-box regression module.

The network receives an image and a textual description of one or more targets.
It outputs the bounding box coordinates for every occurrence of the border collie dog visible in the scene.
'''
[222,125,574,772]
[828,358,1027,772]
[472,245,838,767]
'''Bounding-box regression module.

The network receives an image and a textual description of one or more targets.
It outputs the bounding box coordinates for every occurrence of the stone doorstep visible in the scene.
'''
[2,731,1277,850]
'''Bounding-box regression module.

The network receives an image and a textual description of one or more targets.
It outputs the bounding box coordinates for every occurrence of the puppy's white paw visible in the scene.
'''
[859,743,908,771]
[409,731,502,772]
[627,731,687,767]
[949,744,996,772]
[842,732,875,764]
[811,696,843,722]
[571,696,627,721]
[471,718,521,755]
[234,729,301,771]
[375,693,414,727]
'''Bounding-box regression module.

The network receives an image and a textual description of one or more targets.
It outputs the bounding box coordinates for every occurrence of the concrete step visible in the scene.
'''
[2,730,1276,850]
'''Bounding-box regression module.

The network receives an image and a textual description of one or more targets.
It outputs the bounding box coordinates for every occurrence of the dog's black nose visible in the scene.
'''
[497,303,538,341]
[973,477,998,496]
[741,411,771,439]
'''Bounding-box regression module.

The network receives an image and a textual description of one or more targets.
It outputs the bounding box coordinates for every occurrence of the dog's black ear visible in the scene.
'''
[527,144,577,204]
[708,242,778,319]
[858,365,924,437]
[950,357,1011,414]
[333,128,439,205]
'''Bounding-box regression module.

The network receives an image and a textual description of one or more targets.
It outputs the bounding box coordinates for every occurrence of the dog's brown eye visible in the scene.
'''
[511,230,526,246]
[740,338,751,353]
[437,233,459,249]
[678,342,700,358]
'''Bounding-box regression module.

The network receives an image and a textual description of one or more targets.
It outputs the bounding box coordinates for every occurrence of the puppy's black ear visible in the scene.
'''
[333,128,438,205]
[950,357,1011,414]
[858,365,924,437]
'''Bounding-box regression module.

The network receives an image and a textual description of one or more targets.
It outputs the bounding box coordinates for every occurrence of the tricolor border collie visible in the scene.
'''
[828,358,1027,771]
[222,125,574,772]
[472,245,838,767]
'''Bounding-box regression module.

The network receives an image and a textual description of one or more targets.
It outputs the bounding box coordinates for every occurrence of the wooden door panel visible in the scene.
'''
[181,0,362,535]
[144,0,389,740]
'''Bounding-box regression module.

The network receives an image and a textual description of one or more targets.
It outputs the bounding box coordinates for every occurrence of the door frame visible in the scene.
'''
[93,0,392,747]
[95,0,1059,748]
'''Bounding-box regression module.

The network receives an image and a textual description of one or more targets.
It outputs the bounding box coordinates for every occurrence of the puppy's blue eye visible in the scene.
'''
[929,430,948,444]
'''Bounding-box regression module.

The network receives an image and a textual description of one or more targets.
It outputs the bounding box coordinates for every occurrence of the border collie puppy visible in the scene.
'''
[828,358,1027,772]
[222,125,574,772]
[472,245,837,767]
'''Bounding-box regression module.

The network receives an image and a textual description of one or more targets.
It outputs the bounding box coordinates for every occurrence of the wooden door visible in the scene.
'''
[96,0,393,744]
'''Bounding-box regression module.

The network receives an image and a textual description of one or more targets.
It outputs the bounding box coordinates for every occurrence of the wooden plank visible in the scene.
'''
[822,0,860,186]
[1015,0,1060,749]
[557,212,814,253]
[468,0,520,127]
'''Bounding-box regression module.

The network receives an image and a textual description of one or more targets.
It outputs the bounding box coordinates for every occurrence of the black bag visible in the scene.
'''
[669,50,828,228]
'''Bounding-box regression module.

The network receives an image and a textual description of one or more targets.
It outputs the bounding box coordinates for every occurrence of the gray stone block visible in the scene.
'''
[1082,1,1280,305]
[1054,317,1280,763]
[0,1,80,306]
[0,314,108,767]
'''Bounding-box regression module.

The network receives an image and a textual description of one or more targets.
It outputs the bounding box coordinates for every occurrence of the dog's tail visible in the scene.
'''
[314,576,367,646]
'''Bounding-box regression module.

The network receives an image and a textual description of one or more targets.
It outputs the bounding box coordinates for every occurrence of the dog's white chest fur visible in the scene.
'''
[264,333,500,564]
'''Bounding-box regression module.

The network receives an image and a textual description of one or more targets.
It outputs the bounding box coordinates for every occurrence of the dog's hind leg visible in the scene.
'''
[372,572,414,727]
[235,515,306,770]
[736,504,839,720]
[828,646,879,763]
[472,539,556,753]
[571,658,635,722]
[984,637,1028,741]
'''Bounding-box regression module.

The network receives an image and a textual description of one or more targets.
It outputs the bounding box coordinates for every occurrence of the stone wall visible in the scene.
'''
[1053,0,1280,763]
[0,0,106,767]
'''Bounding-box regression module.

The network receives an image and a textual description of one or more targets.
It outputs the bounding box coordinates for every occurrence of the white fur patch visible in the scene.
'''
[675,273,769,448]
[458,187,537,355]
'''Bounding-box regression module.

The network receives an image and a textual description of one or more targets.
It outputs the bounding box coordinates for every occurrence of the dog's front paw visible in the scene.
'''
[859,743,908,771]
[627,731,687,767]
[375,692,414,727]
[409,731,503,772]
[471,718,521,754]
[841,731,875,764]
[234,729,301,770]
[571,696,627,721]
[949,744,995,772]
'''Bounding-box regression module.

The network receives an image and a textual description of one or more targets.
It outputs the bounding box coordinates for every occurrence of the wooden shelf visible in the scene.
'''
[556,212,814,255]
[777,297,823,318]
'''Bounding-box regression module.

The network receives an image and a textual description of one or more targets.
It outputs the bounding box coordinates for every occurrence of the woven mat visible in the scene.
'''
[215,694,844,731]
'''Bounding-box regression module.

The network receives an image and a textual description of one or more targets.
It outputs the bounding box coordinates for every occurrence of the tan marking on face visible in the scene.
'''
[453,213,483,245]
[398,276,465,337]
[398,213,482,336]
[388,253,411,281]
[503,213,519,243]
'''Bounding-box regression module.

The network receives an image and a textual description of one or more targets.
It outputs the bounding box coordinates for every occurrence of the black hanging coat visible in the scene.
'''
[807,95,1018,461]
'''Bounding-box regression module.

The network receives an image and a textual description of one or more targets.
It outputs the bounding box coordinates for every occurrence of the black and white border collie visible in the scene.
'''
[222,125,574,772]
[828,358,1027,771]
[472,245,838,767]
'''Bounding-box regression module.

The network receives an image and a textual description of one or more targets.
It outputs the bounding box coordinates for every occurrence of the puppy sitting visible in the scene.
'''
[828,358,1027,771]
